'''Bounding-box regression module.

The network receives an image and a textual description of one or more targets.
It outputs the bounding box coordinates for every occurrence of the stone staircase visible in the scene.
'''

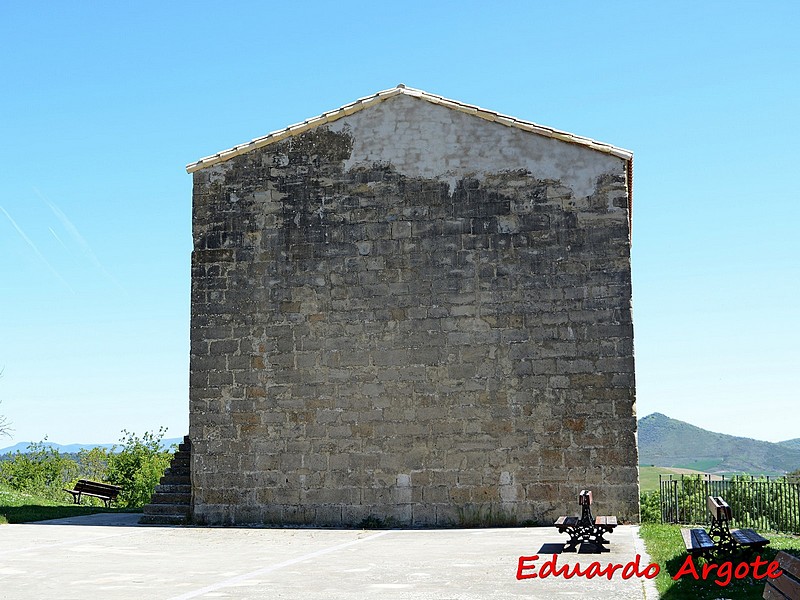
[139,436,192,525]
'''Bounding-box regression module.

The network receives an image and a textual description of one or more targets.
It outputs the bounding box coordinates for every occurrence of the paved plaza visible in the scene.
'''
[0,514,658,599]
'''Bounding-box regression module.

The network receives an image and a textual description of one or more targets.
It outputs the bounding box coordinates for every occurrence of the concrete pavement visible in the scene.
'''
[0,514,659,599]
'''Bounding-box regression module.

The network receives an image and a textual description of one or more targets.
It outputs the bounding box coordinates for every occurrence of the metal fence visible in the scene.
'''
[659,474,800,534]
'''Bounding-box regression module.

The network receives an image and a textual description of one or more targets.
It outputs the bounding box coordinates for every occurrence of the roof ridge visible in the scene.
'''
[186,85,633,173]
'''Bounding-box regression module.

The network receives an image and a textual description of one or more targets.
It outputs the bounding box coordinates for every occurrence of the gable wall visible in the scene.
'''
[189,95,638,526]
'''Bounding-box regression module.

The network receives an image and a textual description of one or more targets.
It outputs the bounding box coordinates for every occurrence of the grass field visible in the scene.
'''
[639,466,722,493]
[673,458,725,472]
[639,524,800,599]
[0,482,123,524]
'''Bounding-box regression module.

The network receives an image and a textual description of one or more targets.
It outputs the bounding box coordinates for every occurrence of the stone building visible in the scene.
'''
[185,85,638,526]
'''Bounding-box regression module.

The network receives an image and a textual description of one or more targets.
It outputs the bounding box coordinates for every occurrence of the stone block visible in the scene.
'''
[391,221,412,239]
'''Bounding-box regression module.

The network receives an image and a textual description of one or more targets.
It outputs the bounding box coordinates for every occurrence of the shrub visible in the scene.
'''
[105,428,173,508]
[0,440,79,499]
[640,490,661,523]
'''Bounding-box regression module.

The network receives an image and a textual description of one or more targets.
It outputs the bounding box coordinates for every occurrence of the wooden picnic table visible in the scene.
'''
[681,496,769,557]
[554,490,618,551]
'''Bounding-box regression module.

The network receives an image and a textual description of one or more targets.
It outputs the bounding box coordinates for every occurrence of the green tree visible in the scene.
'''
[0,440,79,499]
[105,428,172,508]
[77,446,110,482]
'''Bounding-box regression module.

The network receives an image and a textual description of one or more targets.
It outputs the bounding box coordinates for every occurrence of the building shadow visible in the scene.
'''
[19,509,143,527]
[539,541,610,554]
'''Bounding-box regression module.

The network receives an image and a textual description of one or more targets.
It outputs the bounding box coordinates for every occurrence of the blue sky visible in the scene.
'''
[1,1,798,446]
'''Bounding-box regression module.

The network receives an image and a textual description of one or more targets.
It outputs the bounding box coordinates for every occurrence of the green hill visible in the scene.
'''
[637,413,800,475]
[778,438,800,451]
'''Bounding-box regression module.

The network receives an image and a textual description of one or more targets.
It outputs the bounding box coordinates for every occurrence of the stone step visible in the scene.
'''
[171,450,191,462]
[154,483,191,494]
[159,474,190,486]
[149,492,191,505]
[143,502,191,516]
[165,465,190,476]
[139,513,189,526]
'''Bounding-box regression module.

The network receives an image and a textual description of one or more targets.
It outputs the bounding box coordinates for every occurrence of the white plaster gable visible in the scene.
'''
[328,93,625,201]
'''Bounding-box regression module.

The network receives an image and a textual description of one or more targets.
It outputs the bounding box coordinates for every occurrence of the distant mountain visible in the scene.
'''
[0,438,183,455]
[638,413,800,476]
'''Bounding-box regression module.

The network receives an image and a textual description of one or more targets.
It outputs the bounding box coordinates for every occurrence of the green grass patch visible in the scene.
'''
[639,523,800,599]
[0,482,127,524]
[639,466,673,493]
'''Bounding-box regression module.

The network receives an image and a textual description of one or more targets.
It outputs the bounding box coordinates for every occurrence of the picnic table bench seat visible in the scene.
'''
[63,479,122,507]
[595,515,618,530]
[730,527,770,549]
[554,515,578,528]
[681,527,716,555]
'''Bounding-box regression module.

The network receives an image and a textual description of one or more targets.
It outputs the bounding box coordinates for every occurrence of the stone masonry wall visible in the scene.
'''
[189,94,638,526]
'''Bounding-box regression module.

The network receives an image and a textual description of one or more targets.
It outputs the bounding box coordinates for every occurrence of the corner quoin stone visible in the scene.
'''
[187,87,639,527]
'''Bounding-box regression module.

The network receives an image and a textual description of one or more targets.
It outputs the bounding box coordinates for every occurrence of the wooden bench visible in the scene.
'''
[554,490,618,550]
[63,479,122,507]
[682,495,769,556]
[763,551,800,600]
